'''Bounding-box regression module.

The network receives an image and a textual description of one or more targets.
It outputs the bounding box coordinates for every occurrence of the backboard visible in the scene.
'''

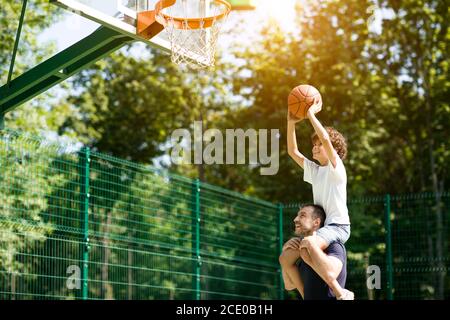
[51,0,173,53]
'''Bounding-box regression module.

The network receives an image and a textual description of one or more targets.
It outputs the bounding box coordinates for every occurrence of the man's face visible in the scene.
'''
[293,207,320,236]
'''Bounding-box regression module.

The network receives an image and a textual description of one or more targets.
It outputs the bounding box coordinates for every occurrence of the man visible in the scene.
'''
[280,204,348,300]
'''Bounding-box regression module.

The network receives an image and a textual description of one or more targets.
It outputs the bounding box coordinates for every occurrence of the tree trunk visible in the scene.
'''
[418,10,445,300]
[424,104,444,299]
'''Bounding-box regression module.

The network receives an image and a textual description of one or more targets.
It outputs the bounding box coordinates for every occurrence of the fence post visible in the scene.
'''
[79,147,90,300]
[277,203,284,300]
[384,194,393,300]
[191,179,201,300]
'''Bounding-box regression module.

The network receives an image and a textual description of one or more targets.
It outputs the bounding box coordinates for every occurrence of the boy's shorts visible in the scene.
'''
[316,224,351,246]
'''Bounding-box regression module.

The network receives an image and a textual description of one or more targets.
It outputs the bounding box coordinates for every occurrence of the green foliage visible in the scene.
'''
[56,49,233,165]
[0,131,66,280]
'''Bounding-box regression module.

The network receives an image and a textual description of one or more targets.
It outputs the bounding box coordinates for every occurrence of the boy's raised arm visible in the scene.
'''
[306,99,338,168]
[287,112,306,169]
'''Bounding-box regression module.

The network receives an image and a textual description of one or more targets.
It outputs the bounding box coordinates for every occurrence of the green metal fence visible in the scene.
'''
[1,130,449,300]
[0,130,281,300]
[282,192,450,300]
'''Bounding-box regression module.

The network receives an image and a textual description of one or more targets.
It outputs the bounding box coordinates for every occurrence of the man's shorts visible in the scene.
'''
[316,224,351,246]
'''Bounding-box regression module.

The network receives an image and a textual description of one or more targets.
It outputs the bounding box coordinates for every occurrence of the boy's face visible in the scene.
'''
[312,140,328,165]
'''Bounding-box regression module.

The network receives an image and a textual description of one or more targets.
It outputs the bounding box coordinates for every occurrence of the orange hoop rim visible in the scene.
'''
[155,0,231,29]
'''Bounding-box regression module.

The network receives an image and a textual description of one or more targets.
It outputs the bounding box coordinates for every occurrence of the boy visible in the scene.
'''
[279,97,354,300]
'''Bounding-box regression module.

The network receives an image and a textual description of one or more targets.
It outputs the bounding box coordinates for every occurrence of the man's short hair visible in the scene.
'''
[301,204,326,228]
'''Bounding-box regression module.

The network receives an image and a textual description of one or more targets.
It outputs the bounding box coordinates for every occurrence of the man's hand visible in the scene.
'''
[282,238,303,251]
[300,232,317,249]
[307,97,322,117]
[287,111,302,123]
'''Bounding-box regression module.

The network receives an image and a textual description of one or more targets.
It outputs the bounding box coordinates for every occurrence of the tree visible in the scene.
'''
[370,0,449,298]
[58,50,207,162]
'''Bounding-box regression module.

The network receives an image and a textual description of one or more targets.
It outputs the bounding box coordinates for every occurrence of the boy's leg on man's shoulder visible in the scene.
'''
[303,241,343,282]
[299,237,347,298]
[315,224,350,249]
[299,247,312,265]
[300,226,354,300]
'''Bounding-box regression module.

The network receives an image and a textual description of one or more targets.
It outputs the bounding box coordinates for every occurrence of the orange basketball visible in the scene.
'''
[288,84,322,120]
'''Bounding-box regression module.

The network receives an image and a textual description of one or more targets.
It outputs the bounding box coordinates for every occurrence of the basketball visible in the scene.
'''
[288,84,322,120]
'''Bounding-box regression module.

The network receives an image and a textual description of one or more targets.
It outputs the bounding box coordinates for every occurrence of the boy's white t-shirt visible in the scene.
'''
[303,157,350,225]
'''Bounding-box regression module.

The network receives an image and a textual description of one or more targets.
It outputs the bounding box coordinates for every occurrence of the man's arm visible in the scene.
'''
[280,238,305,297]
[287,113,306,169]
[306,99,338,168]
[281,263,304,298]
[281,269,296,291]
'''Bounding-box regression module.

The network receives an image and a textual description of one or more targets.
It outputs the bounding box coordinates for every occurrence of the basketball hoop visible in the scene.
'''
[154,0,231,69]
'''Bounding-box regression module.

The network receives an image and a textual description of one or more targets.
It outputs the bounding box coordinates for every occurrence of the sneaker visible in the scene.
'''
[337,289,355,300]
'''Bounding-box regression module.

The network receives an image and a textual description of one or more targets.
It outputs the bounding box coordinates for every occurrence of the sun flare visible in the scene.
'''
[255,0,299,30]
[258,0,297,22]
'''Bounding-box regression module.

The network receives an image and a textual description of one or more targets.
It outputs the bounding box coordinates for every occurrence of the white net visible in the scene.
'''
[158,0,230,69]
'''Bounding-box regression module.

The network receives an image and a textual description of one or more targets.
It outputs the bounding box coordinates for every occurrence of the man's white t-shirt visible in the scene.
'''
[303,157,350,225]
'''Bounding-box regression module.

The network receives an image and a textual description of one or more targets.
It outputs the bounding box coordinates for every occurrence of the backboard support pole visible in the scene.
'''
[7,0,28,87]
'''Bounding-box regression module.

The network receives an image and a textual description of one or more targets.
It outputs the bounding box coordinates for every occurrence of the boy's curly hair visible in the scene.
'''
[311,127,348,160]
